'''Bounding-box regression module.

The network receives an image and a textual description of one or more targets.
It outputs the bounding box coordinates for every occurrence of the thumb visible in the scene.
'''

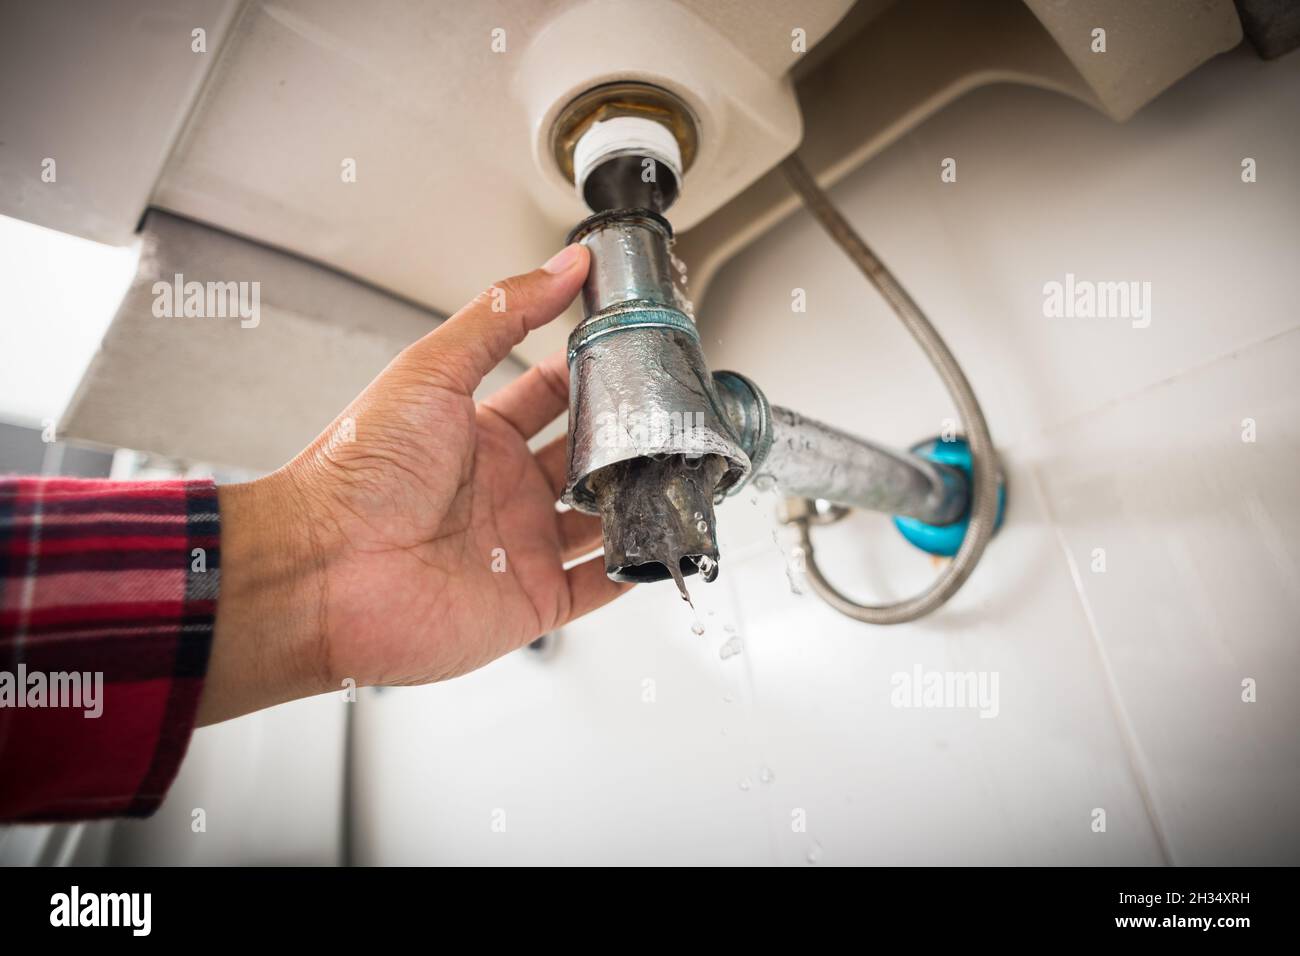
[410,243,589,393]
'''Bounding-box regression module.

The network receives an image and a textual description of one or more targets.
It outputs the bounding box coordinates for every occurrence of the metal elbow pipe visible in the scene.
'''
[557,123,974,599]
[555,105,995,621]
[561,212,973,597]
[711,371,969,526]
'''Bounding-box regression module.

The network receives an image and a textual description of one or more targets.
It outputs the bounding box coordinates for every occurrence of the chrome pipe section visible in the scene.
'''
[560,211,971,597]
[576,209,685,316]
[562,209,749,596]
[556,132,983,616]
[712,371,969,525]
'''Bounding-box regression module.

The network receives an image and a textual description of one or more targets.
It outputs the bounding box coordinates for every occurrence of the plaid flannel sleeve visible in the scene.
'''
[0,477,219,822]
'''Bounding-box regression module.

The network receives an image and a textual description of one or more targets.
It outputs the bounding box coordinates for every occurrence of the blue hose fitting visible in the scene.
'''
[892,437,1005,557]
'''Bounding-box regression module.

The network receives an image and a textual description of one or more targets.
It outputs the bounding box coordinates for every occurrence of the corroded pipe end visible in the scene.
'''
[589,454,726,594]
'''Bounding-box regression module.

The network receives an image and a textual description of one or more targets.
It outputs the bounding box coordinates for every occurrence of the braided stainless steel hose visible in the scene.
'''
[780,155,1001,624]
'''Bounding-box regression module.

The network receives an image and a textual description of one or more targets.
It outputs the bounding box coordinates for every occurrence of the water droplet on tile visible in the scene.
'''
[759,766,775,784]
[739,778,752,791]
[690,620,705,636]
[806,842,823,865]
[719,636,743,660]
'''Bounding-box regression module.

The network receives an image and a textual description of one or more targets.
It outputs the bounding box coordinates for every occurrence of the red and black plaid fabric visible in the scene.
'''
[0,477,218,822]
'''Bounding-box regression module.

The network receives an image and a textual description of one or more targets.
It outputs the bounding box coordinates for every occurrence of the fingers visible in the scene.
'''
[532,431,601,559]
[534,434,568,498]
[564,554,634,624]
[408,243,589,394]
[481,349,570,440]
[559,508,603,562]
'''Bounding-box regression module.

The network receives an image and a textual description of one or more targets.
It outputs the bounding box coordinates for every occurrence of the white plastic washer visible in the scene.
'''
[572,115,684,200]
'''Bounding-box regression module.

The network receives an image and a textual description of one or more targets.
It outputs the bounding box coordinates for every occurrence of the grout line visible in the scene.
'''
[1027,465,1177,866]
[1016,324,1300,450]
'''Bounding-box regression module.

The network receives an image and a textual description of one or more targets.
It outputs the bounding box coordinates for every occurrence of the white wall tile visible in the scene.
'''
[1032,328,1300,864]
[700,47,1300,452]
[107,694,346,865]
[351,580,772,865]
[725,452,1166,865]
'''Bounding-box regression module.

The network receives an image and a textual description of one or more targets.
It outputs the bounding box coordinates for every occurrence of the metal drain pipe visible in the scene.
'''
[712,371,968,525]
[561,208,978,596]
[554,85,1002,619]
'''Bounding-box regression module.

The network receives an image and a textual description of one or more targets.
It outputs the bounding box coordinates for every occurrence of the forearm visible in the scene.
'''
[198,471,331,725]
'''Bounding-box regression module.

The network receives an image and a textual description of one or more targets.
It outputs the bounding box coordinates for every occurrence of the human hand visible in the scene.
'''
[199,243,630,724]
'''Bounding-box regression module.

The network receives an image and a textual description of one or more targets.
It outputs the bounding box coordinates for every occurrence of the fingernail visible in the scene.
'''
[542,243,582,275]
